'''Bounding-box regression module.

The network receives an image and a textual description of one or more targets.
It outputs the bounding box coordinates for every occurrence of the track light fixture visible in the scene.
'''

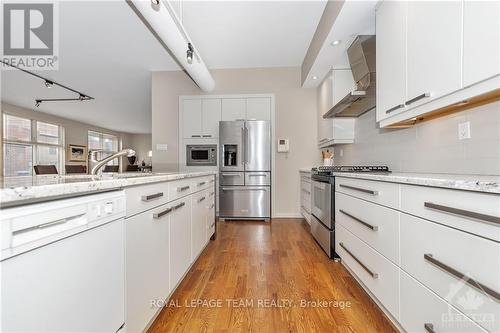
[44,80,54,88]
[151,0,160,5]
[35,100,41,107]
[186,43,194,64]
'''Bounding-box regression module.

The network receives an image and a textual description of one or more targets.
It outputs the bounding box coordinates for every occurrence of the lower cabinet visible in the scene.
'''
[191,190,209,261]
[299,171,311,224]
[169,197,192,290]
[125,204,171,333]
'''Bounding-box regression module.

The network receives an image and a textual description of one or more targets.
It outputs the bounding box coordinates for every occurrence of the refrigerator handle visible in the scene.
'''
[241,126,246,166]
[245,126,249,166]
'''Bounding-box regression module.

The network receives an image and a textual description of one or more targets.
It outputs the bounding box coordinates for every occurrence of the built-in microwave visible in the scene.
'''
[186,145,217,166]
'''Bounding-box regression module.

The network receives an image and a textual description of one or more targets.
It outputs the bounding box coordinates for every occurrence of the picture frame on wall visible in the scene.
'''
[68,144,87,162]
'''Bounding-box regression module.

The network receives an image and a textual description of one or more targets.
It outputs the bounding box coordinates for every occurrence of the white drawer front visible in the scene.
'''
[125,182,169,217]
[169,178,193,201]
[335,177,399,209]
[335,192,400,265]
[400,184,500,242]
[300,172,311,182]
[192,175,215,193]
[401,271,487,333]
[401,213,500,332]
[301,180,311,193]
[336,224,400,319]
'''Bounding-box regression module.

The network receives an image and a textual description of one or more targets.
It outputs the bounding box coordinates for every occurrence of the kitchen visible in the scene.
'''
[0,1,499,332]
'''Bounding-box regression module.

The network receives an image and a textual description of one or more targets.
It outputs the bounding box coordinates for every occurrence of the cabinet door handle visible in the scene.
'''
[12,213,86,236]
[141,192,163,202]
[210,222,216,228]
[424,323,435,333]
[191,135,201,138]
[249,174,267,177]
[339,242,378,278]
[209,191,215,197]
[177,186,190,192]
[153,207,173,219]
[198,181,206,186]
[339,184,379,195]
[202,135,212,138]
[173,202,186,210]
[424,254,500,302]
[385,104,405,114]
[405,92,431,105]
[210,203,215,209]
[198,196,206,203]
[424,202,500,225]
[339,209,378,231]
[221,173,241,177]
[221,188,267,192]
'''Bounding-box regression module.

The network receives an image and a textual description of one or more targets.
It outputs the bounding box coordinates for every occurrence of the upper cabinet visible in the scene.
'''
[246,98,271,121]
[221,99,246,121]
[182,99,203,138]
[463,1,500,86]
[201,99,221,138]
[376,0,500,127]
[182,98,221,139]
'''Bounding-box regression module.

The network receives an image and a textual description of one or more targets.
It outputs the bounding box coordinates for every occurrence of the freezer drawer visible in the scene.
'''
[245,172,271,185]
[219,172,245,186]
[219,186,270,218]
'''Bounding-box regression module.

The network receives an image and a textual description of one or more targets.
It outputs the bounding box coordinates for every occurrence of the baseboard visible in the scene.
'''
[272,213,303,219]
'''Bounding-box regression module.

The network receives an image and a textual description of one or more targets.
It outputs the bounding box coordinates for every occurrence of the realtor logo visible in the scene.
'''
[2,2,58,69]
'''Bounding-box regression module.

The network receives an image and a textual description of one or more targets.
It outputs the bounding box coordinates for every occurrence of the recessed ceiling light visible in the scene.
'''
[331,40,341,46]
[312,76,318,80]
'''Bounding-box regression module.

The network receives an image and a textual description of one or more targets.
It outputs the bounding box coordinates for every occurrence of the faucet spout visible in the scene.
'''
[89,149,136,175]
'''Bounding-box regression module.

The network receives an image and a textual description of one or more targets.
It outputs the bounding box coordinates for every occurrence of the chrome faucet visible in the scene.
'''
[88,149,136,175]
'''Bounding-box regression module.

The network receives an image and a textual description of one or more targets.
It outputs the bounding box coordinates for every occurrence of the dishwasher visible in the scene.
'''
[0,191,126,332]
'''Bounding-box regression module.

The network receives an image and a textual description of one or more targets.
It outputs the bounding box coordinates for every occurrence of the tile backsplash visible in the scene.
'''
[332,101,500,175]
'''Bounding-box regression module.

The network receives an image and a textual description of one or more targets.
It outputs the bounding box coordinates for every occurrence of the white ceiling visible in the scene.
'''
[302,0,378,88]
[1,0,326,133]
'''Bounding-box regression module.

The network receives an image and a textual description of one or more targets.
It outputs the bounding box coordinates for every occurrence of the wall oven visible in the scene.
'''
[310,174,337,259]
[186,145,217,166]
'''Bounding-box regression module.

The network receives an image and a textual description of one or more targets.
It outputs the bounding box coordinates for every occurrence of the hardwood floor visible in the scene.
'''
[148,219,398,333]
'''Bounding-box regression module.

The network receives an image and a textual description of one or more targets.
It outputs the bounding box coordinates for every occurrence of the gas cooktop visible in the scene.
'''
[312,165,390,174]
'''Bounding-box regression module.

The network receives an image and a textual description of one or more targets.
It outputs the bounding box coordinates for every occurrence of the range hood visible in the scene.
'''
[324,35,376,118]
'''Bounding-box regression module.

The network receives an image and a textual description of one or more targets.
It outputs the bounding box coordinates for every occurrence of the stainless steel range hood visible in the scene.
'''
[323,35,376,118]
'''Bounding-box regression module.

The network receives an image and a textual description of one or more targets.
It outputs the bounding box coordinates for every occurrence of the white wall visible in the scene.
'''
[332,101,500,175]
[152,67,318,217]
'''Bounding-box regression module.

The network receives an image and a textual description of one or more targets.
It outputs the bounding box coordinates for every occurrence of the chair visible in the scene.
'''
[34,165,58,175]
[103,165,119,173]
[125,165,139,172]
[65,165,87,174]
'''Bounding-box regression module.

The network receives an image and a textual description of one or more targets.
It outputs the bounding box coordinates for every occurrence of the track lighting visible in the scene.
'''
[35,100,41,107]
[79,94,85,101]
[151,0,160,5]
[44,80,54,88]
[186,43,194,64]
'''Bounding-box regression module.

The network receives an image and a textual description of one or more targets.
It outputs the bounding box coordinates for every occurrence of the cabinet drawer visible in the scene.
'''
[400,271,487,333]
[401,184,500,241]
[125,182,169,217]
[168,178,193,202]
[400,213,500,331]
[335,177,399,209]
[335,192,399,264]
[192,175,215,193]
[245,172,271,185]
[301,180,311,193]
[300,172,311,182]
[301,196,311,214]
[336,224,399,319]
[220,172,244,186]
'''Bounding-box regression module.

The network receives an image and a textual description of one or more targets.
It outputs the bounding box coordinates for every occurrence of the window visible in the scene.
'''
[2,115,64,176]
[87,131,119,166]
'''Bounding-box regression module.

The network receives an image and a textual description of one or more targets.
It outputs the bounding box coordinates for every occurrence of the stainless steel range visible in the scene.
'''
[310,165,390,259]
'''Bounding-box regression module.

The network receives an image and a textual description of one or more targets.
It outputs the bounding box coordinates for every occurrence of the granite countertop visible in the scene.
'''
[332,172,500,194]
[0,171,216,208]
[299,168,313,173]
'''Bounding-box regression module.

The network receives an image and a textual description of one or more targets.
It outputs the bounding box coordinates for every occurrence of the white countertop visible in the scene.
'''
[332,172,500,194]
[0,171,216,208]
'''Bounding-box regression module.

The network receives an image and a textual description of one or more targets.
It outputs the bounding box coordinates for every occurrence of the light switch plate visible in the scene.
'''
[458,122,471,140]
[156,143,168,151]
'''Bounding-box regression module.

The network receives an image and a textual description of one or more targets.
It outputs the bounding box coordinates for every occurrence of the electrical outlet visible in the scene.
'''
[458,122,471,140]
[156,143,168,151]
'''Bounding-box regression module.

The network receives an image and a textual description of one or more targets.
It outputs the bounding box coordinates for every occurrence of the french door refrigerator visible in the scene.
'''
[219,120,271,220]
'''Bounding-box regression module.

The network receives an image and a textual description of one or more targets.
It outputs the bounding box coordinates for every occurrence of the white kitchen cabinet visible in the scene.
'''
[182,99,203,138]
[463,1,500,87]
[375,0,407,121]
[201,99,221,138]
[169,197,192,289]
[126,204,170,333]
[207,193,216,241]
[191,190,208,261]
[299,171,311,224]
[406,1,463,108]
[221,98,246,121]
[246,97,271,121]
[332,69,356,105]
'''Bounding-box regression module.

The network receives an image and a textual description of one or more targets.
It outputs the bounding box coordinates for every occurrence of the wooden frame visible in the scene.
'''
[67,144,87,162]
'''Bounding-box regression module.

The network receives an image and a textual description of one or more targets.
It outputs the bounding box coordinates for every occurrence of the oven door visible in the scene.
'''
[311,180,332,229]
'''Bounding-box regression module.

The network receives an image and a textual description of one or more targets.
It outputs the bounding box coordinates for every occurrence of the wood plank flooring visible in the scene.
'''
[148,219,398,333]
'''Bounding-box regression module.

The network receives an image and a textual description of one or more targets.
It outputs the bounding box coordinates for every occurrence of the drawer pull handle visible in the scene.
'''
[385,103,405,114]
[12,213,86,236]
[209,191,215,197]
[339,242,378,279]
[424,254,500,302]
[153,207,173,219]
[191,135,201,138]
[210,222,216,228]
[249,174,267,177]
[198,181,206,186]
[173,202,186,210]
[405,92,431,105]
[210,203,215,209]
[198,196,206,203]
[202,135,212,138]
[141,192,163,202]
[424,202,500,225]
[177,186,190,192]
[221,173,241,177]
[339,184,379,195]
[221,188,267,192]
[339,209,378,231]
[424,323,435,333]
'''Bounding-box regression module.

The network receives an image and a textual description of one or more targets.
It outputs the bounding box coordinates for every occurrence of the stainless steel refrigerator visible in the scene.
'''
[219,120,271,220]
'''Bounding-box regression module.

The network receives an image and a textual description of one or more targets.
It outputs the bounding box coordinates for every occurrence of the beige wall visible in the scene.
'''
[152,67,318,217]
[332,101,500,175]
[1,102,150,174]
[123,133,152,166]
